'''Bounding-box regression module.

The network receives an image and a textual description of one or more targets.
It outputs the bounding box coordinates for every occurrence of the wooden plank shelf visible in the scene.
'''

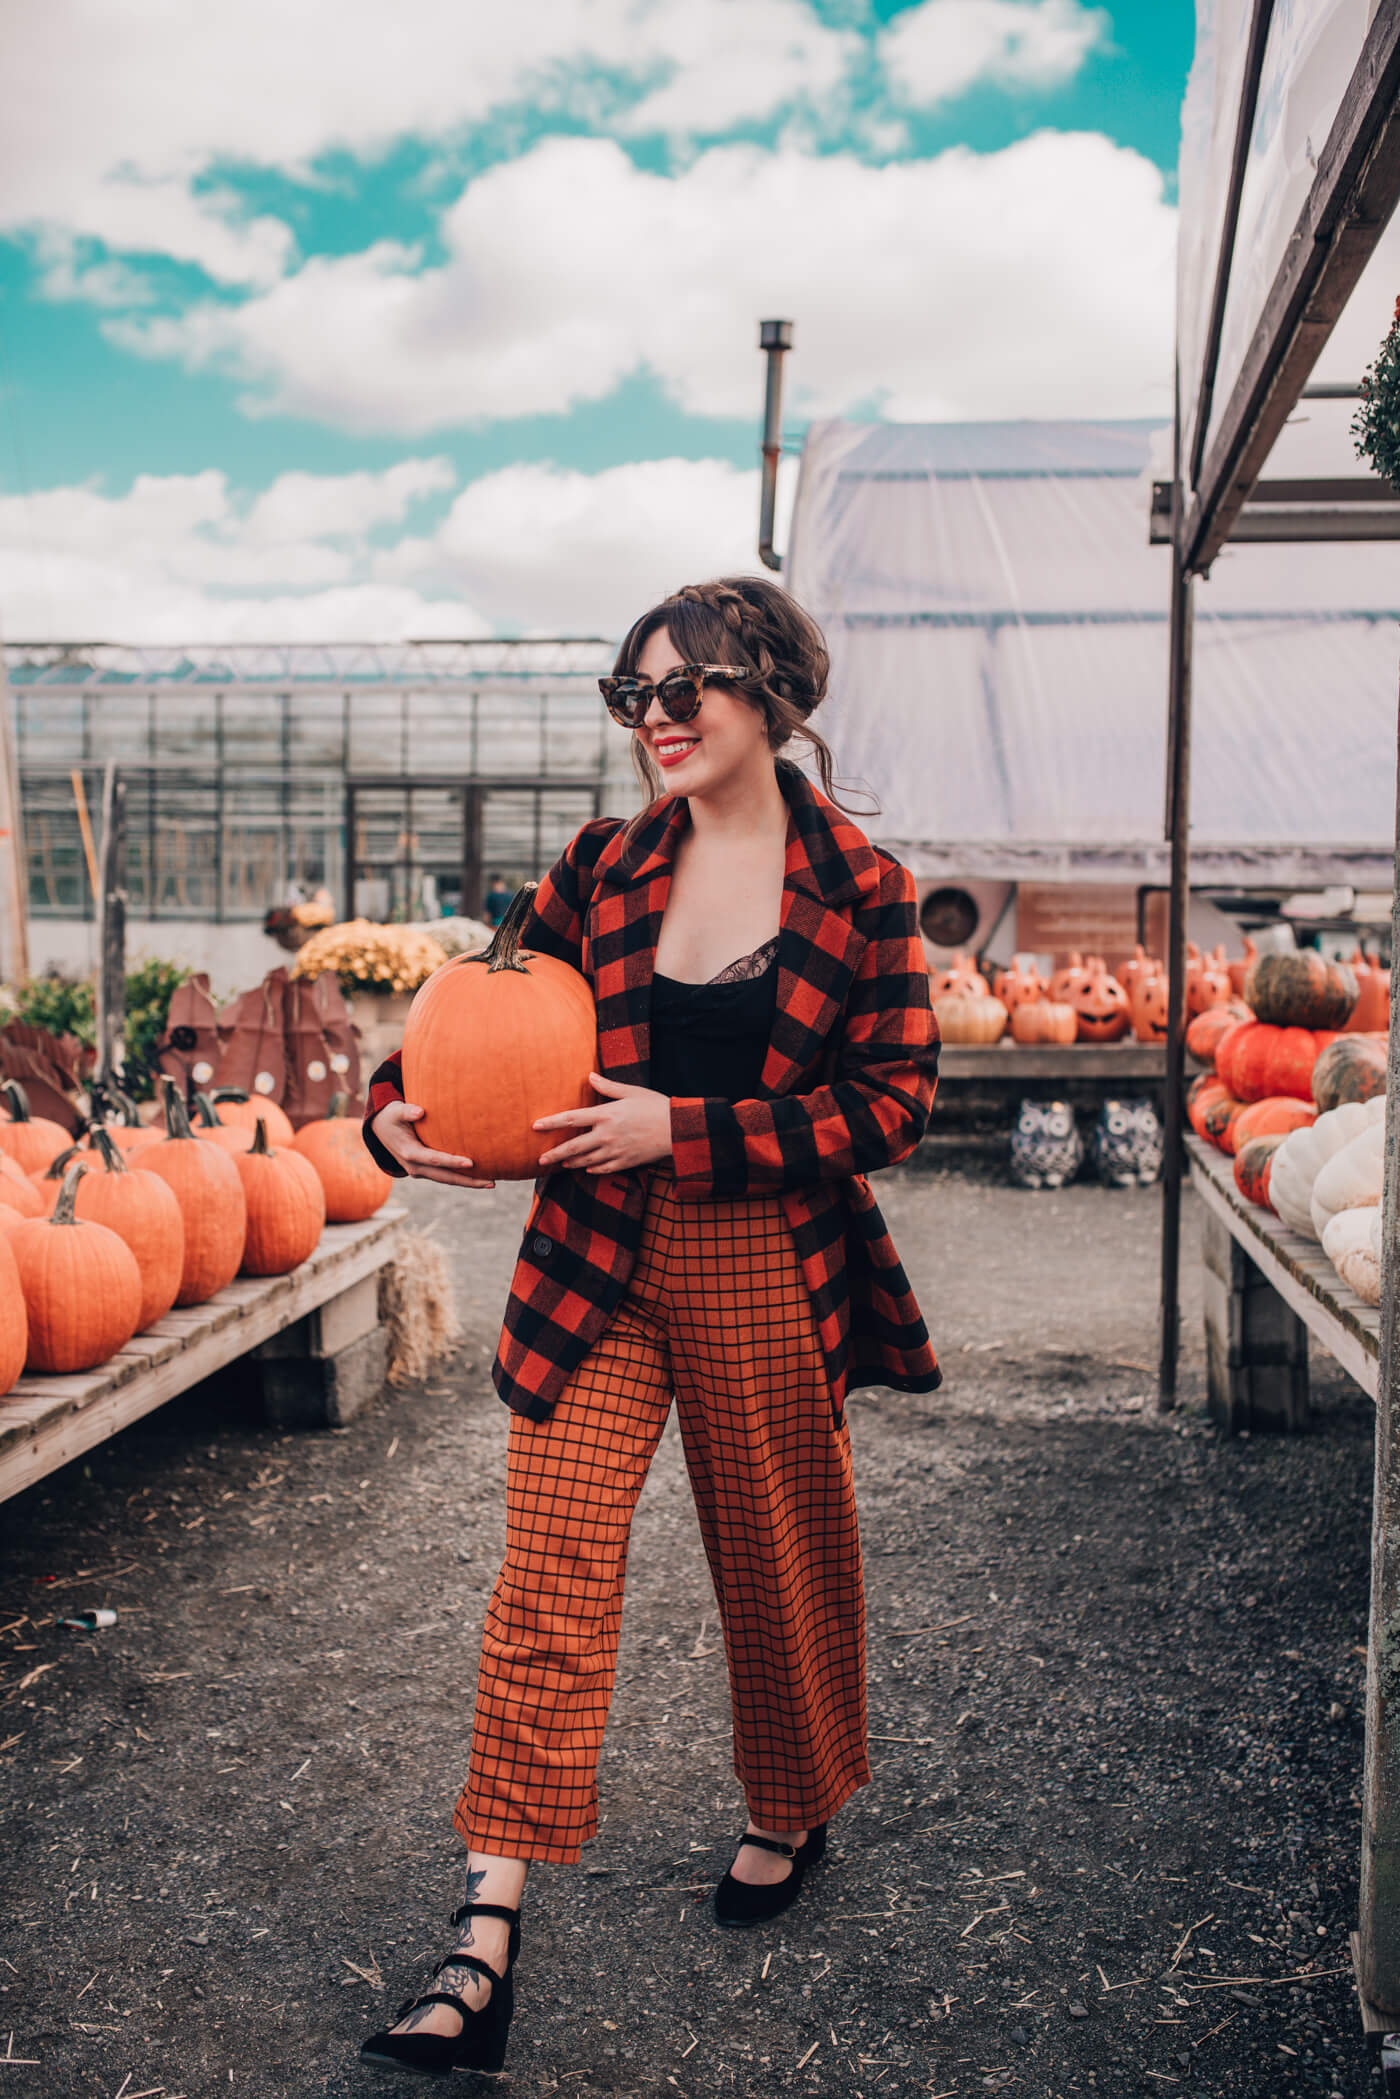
[938,1041,1167,1081]
[0,1204,408,1504]
[1186,1136,1379,1401]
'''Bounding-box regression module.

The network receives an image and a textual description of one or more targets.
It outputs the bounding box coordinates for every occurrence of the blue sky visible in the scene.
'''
[0,0,1193,640]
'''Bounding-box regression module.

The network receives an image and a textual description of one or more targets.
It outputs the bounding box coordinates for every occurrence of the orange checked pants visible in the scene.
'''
[453,1168,870,1864]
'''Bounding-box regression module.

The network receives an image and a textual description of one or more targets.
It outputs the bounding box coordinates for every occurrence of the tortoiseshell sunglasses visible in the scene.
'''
[597,661,755,728]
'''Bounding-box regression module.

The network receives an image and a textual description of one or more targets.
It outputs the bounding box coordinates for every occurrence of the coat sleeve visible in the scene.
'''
[359,818,620,1176]
[667,858,939,1200]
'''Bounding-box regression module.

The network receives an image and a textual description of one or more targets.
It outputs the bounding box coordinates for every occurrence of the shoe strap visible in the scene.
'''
[432,1952,502,1989]
[738,1834,796,1860]
[450,1900,520,1929]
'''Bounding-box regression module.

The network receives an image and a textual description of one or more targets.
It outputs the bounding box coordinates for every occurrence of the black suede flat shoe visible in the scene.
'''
[713,1824,827,1929]
[359,1900,521,2079]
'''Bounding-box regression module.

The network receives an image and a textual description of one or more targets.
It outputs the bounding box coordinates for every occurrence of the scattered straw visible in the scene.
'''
[380,1231,462,1386]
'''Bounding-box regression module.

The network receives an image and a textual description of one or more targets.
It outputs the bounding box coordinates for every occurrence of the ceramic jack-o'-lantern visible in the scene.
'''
[992,957,1045,1011]
[1131,965,1171,1043]
[1048,950,1089,1004]
[1185,946,1234,1017]
[1072,957,1131,1043]
[929,950,991,1001]
[1227,936,1258,999]
[1118,944,1153,1005]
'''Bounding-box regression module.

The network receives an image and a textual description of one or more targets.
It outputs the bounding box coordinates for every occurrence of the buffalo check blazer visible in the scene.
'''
[364,765,942,1423]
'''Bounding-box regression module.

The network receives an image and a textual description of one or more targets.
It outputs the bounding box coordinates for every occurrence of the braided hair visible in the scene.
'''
[612,576,865,847]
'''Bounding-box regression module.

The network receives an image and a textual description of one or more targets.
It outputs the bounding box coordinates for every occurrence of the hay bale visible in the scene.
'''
[380,1229,462,1386]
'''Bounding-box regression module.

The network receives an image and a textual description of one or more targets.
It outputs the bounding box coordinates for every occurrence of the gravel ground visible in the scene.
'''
[0,1161,1379,2098]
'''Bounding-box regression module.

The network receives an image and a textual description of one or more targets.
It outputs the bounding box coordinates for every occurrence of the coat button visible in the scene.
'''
[532,1234,553,1258]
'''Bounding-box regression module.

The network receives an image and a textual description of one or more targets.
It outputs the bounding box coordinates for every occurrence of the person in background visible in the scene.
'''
[483,872,514,926]
[357,575,942,2081]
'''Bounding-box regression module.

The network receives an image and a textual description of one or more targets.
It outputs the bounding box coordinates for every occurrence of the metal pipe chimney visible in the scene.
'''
[757,319,793,571]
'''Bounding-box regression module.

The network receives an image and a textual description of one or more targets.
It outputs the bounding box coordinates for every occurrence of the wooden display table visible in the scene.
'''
[0,1204,408,1505]
[937,1041,1167,1080]
[1185,1135,1378,1430]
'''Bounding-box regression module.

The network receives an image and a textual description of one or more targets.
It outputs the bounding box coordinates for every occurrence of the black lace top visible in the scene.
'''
[649,937,779,1102]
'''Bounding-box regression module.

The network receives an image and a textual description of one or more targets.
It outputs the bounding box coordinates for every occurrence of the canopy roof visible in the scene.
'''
[784,415,1399,885]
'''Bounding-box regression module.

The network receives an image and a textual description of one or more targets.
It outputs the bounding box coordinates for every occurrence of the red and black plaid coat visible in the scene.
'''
[364,767,941,1422]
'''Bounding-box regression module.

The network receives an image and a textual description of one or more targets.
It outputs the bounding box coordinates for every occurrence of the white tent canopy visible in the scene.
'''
[784,414,1398,882]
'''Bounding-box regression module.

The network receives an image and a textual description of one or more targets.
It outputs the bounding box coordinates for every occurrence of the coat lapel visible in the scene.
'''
[591,767,883,1096]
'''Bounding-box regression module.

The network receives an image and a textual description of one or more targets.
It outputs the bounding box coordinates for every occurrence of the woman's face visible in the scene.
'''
[634,627,772,799]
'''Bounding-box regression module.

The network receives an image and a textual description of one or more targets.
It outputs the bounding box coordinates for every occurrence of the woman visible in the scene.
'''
[358,576,941,2079]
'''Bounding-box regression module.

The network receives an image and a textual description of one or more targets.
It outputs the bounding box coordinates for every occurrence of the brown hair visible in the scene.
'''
[613,576,867,852]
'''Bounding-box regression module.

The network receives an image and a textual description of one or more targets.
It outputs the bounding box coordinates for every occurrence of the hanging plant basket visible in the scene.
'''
[1353,295,1400,488]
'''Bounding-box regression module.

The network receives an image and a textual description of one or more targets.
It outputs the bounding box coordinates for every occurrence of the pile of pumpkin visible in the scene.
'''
[1185,949,1391,1304]
[0,1077,392,1398]
[930,945,1195,1045]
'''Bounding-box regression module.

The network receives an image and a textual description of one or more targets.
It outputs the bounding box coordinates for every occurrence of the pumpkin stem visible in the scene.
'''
[328,1093,349,1119]
[1,1079,32,1124]
[251,1117,272,1156]
[50,1161,86,1226]
[161,1075,195,1142]
[191,1091,221,1129]
[212,1087,250,1104]
[88,1125,128,1174]
[44,1143,82,1180]
[477,882,539,975]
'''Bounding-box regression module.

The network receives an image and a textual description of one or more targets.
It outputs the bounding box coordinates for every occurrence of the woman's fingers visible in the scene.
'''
[532,1107,600,1133]
[410,1164,496,1188]
[402,1140,481,1173]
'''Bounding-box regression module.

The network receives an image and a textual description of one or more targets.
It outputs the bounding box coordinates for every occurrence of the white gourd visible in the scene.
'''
[1310,1121,1385,1240]
[1323,1205,1382,1306]
[1269,1097,1384,1240]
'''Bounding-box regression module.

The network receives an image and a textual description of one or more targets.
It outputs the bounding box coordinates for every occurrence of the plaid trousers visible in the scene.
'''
[454,1167,870,1864]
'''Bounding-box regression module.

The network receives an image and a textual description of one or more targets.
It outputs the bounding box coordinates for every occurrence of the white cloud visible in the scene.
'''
[109,131,1175,432]
[0,454,788,641]
[0,0,858,286]
[880,0,1110,108]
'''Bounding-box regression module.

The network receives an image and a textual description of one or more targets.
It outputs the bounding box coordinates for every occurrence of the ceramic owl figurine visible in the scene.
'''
[1009,1099,1083,1189]
[1092,1098,1164,1187]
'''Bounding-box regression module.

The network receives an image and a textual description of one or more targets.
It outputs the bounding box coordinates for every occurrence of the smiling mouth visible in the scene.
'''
[653,737,700,760]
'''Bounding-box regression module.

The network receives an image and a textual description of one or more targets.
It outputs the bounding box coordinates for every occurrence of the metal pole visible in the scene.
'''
[758,319,793,571]
[93,762,126,1092]
[1158,513,1194,1411]
[1357,678,1400,2017]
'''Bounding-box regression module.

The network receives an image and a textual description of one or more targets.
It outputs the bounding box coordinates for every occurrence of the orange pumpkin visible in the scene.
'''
[0,1234,26,1395]
[135,1079,247,1306]
[1048,950,1089,1004]
[1234,1132,1287,1209]
[9,1163,142,1372]
[400,882,598,1180]
[1202,1090,1248,1154]
[1187,1074,1230,1139]
[991,958,1044,1011]
[82,1087,161,1157]
[191,1092,256,1153]
[0,1080,71,1177]
[1011,1000,1078,1046]
[1232,1097,1317,1150]
[1185,1001,1252,1068]
[1130,967,1170,1043]
[35,1127,184,1331]
[1311,1035,1387,1114]
[1343,947,1391,1034]
[293,1094,392,1223]
[234,1119,326,1276]
[206,1088,296,1150]
[1215,1021,1320,1104]
[0,1154,43,1220]
[1072,957,1131,1043]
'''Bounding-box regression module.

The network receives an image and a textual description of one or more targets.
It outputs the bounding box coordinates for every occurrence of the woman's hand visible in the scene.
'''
[369,1101,496,1189]
[534,1074,673,1174]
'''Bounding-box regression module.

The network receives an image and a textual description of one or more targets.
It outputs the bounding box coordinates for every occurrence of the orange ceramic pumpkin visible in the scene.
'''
[1227,937,1258,998]
[1343,948,1391,1034]
[0,1234,26,1394]
[35,1127,184,1331]
[991,958,1044,1011]
[400,882,598,1180]
[1130,966,1171,1043]
[1048,951,1089,1004]
[234,1119,326,1276]
[1118,944,1152,1006]
[929,951,991,1001]
[9,1163,142,1372]
[207,1088,296,1150]
[1186,943,1234,1017]
[1011,1000,1078,1046]
[1072,957,1131,1043]
[135,1080,247,1305]
[293,1094,392,1223]
[0,1080,71,1177]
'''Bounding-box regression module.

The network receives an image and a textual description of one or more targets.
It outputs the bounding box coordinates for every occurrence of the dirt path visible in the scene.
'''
[0,1165,1376,2098]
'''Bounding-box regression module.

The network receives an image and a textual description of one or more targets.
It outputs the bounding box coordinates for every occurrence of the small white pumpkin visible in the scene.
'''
[1270,1096,1384,1240]
[933,992,1008,1045]
[1310,1120,1385,1240]
[1323,1204,1382,1306]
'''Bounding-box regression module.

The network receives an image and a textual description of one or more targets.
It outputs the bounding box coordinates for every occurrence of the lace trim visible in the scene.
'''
[708,936,779,985]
